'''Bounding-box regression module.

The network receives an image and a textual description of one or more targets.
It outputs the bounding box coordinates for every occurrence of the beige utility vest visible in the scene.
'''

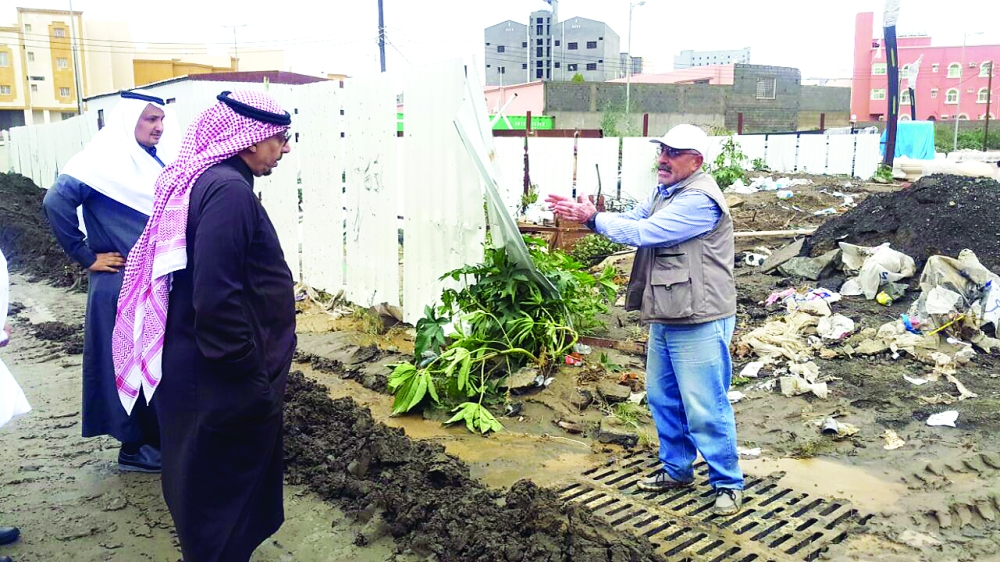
[624,171,736,325]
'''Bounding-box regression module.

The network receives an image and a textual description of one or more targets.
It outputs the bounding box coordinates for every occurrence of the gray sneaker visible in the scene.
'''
[636,469,694,493]
[714,488,743,515]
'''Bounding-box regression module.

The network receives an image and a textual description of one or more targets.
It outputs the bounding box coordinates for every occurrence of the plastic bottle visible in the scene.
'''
[776,190,794,200]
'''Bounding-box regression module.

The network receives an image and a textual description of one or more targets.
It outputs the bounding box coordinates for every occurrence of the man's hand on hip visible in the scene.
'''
[546,194,598,224]
[88,252,125,273]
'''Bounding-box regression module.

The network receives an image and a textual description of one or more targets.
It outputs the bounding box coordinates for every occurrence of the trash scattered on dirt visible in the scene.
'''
[810,174,1000,274]
[926,410,959,427]
[882,429,906,450]
[737,447,762,458]
[818,417,859,438]
[740,361,765,378]
[727,391,746,403]
[817,314,855,340]
[839,243,916,300]
[0,173,85,288]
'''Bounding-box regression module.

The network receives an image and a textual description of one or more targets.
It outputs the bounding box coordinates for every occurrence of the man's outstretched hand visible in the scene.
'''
[545,194,598,224]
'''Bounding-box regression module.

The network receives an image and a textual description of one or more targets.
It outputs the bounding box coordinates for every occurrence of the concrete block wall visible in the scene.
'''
[725,64,801,133]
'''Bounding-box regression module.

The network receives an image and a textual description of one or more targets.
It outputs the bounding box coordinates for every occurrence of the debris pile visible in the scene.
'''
[0,173,82,288]
[810,174,1000,273]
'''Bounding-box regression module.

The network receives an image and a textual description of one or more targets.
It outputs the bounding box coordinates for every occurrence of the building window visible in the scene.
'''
[0,52,9,67]
[486,64,491,68]
[0,85,10,95]
[899,114,911,121]
[537,60,543,68]
[546,69,550,79]
[57,57,69,69]
[536,25,542,35]
[756,77,777,100]
[27,52,34,62]
[537,39,543,46]
[957,113,969,120]
[930,88,938,98]
[900,64,911,79]
[59,87,70,97]
[870,88,886,100]
[30,84,38,93]
[536,47,543,57]
[546,47,550,57]
[872,63,887,75]
[61,112,76,119]
[54,28,66,38]
[981,113,995,120]
[546,25,550,34]
[981,62,995,77]
[522,41,527,48]
[498,66,505,74]
[497,46,505,53]
[554,62,560,68]
[900,89,911,104]
[536,69,543,79]
[941,114,949,120]
[586,41,597,49]
[932,63,939,73]
[24,24,31,32]
[522,63,527,69]
[537,17,543,24]
[945,88,959,104]
[586,62,597,71]
[567,63,578,71]
[979,88,990,103]
[568,42,578,50]
[554,40,560,46]
[486,42,490,46]
[947,63,961,78]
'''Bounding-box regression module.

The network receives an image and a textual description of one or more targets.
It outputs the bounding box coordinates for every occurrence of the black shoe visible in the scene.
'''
[118,444,161,473]
[0,525,19,545]
[636,469,695,493]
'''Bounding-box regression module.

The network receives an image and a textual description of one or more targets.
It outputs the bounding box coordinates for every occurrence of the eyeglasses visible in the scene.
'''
[280,131,292,146]
[658,145,695,158]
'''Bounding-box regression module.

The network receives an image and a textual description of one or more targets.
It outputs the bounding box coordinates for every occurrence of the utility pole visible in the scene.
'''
[625,1,645,129]
[377,0,386,72]
[985,61,994,152]
[954,31,984,151]
[223,24,247,71]
[67,0,84,115]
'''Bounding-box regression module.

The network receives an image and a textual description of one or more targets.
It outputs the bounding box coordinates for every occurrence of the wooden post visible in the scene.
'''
[819,113,826,132]
[985,61,994,152]
[642,113,649,137]
[737,112,744,135]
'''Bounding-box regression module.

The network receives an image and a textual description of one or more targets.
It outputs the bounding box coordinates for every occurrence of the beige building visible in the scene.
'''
[1,7,285,129]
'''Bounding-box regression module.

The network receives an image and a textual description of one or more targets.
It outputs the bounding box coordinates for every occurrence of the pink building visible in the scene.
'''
[852,12,999,123]
[606,64,736,86]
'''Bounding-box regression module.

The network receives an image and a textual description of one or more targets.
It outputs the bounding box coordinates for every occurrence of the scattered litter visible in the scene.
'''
[776,190,794,200]
[627,391,647,405]
[839,243,917,300]
[727,391,746,404]
[919,394,957,406]
[817,314,855,340]
[744,252,769,267]
[944,373,978,401]
[737,447,762,458]
[903,375,929,386]
[738,312,820,362]
[780,376,828,399]
[897,530,942,549]
[813,208,838,216]
[789,361,820,382]
[875,291,893,306]
[740,362,766,378]
[819,417,859,438]
[555,420,585,434]
[926,411,959,427]
[573,343,592,355]
[765,288,798,306]
[882,429,906,450]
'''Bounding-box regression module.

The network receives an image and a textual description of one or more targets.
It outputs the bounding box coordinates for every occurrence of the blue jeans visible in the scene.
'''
[646,317,743,490]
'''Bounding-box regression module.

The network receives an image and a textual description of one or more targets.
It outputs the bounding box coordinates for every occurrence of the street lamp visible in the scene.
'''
[626,0,645,130]
[953,31,984,151]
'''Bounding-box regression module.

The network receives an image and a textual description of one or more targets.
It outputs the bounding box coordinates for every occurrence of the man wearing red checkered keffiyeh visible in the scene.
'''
[113,90,295,562]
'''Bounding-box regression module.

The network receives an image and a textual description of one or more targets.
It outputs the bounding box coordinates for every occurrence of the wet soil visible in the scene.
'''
[0,173,85,289]
[31,321,84,355]
[283,371,659,562]
[810,174,1000,273]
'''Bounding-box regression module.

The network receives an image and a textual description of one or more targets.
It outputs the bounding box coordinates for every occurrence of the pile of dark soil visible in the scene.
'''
[809,174,1000,272]
[0,173,84,288]
[283,371,658,562]
[32,321,84,355]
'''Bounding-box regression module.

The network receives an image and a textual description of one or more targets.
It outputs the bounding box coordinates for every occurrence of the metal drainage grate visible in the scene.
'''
[559,452,873,561]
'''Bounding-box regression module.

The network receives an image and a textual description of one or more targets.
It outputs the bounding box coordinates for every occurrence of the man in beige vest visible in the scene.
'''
[547,124,744,515]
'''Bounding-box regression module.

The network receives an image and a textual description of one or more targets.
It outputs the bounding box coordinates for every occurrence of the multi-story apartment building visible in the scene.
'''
[851,11,999,123]
[673,48,751,70]
[484,4,622,86]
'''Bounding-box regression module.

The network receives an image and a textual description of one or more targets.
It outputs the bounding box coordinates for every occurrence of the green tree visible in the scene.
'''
[571,73,585,83]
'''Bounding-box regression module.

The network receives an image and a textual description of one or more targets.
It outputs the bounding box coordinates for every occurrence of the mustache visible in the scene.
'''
[658,165,672,172]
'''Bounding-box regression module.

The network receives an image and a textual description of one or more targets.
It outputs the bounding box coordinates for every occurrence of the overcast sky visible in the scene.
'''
[6,0,1000,80]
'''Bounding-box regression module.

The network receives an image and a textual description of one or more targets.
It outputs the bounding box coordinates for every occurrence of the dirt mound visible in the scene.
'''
[809,174,1000,272]
[283,371,658,562]
[32,321,84,355]
[0,173,84,288]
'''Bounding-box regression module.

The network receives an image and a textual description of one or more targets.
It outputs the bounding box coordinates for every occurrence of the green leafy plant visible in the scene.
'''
[872,164,894,183]
[388,236,618,434]
[751,157,768,172]
[705,137,748,189]
[598,352,624,373]
[520,184,539,214]
[569,234,629,266]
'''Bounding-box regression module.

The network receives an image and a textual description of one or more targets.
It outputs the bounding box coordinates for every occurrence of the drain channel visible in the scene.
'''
[560,452,871,561]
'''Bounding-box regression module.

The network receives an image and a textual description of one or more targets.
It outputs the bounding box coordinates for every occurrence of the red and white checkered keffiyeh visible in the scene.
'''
[112,91,289,414]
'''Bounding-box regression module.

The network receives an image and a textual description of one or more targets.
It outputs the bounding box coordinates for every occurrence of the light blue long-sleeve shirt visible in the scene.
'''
[593,181,722,248]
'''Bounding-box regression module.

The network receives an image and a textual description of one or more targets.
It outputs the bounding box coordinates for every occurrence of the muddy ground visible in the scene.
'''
[4,173,1000,561]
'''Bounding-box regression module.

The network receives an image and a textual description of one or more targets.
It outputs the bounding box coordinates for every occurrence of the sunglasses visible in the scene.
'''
[658,145,696,158]
[280,131,292,145]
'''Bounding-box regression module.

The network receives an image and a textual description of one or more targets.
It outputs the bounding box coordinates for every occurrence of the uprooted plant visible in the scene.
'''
[389,236,617,434]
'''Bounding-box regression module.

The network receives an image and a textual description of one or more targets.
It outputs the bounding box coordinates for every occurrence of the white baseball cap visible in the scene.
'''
[649,124,709,158]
